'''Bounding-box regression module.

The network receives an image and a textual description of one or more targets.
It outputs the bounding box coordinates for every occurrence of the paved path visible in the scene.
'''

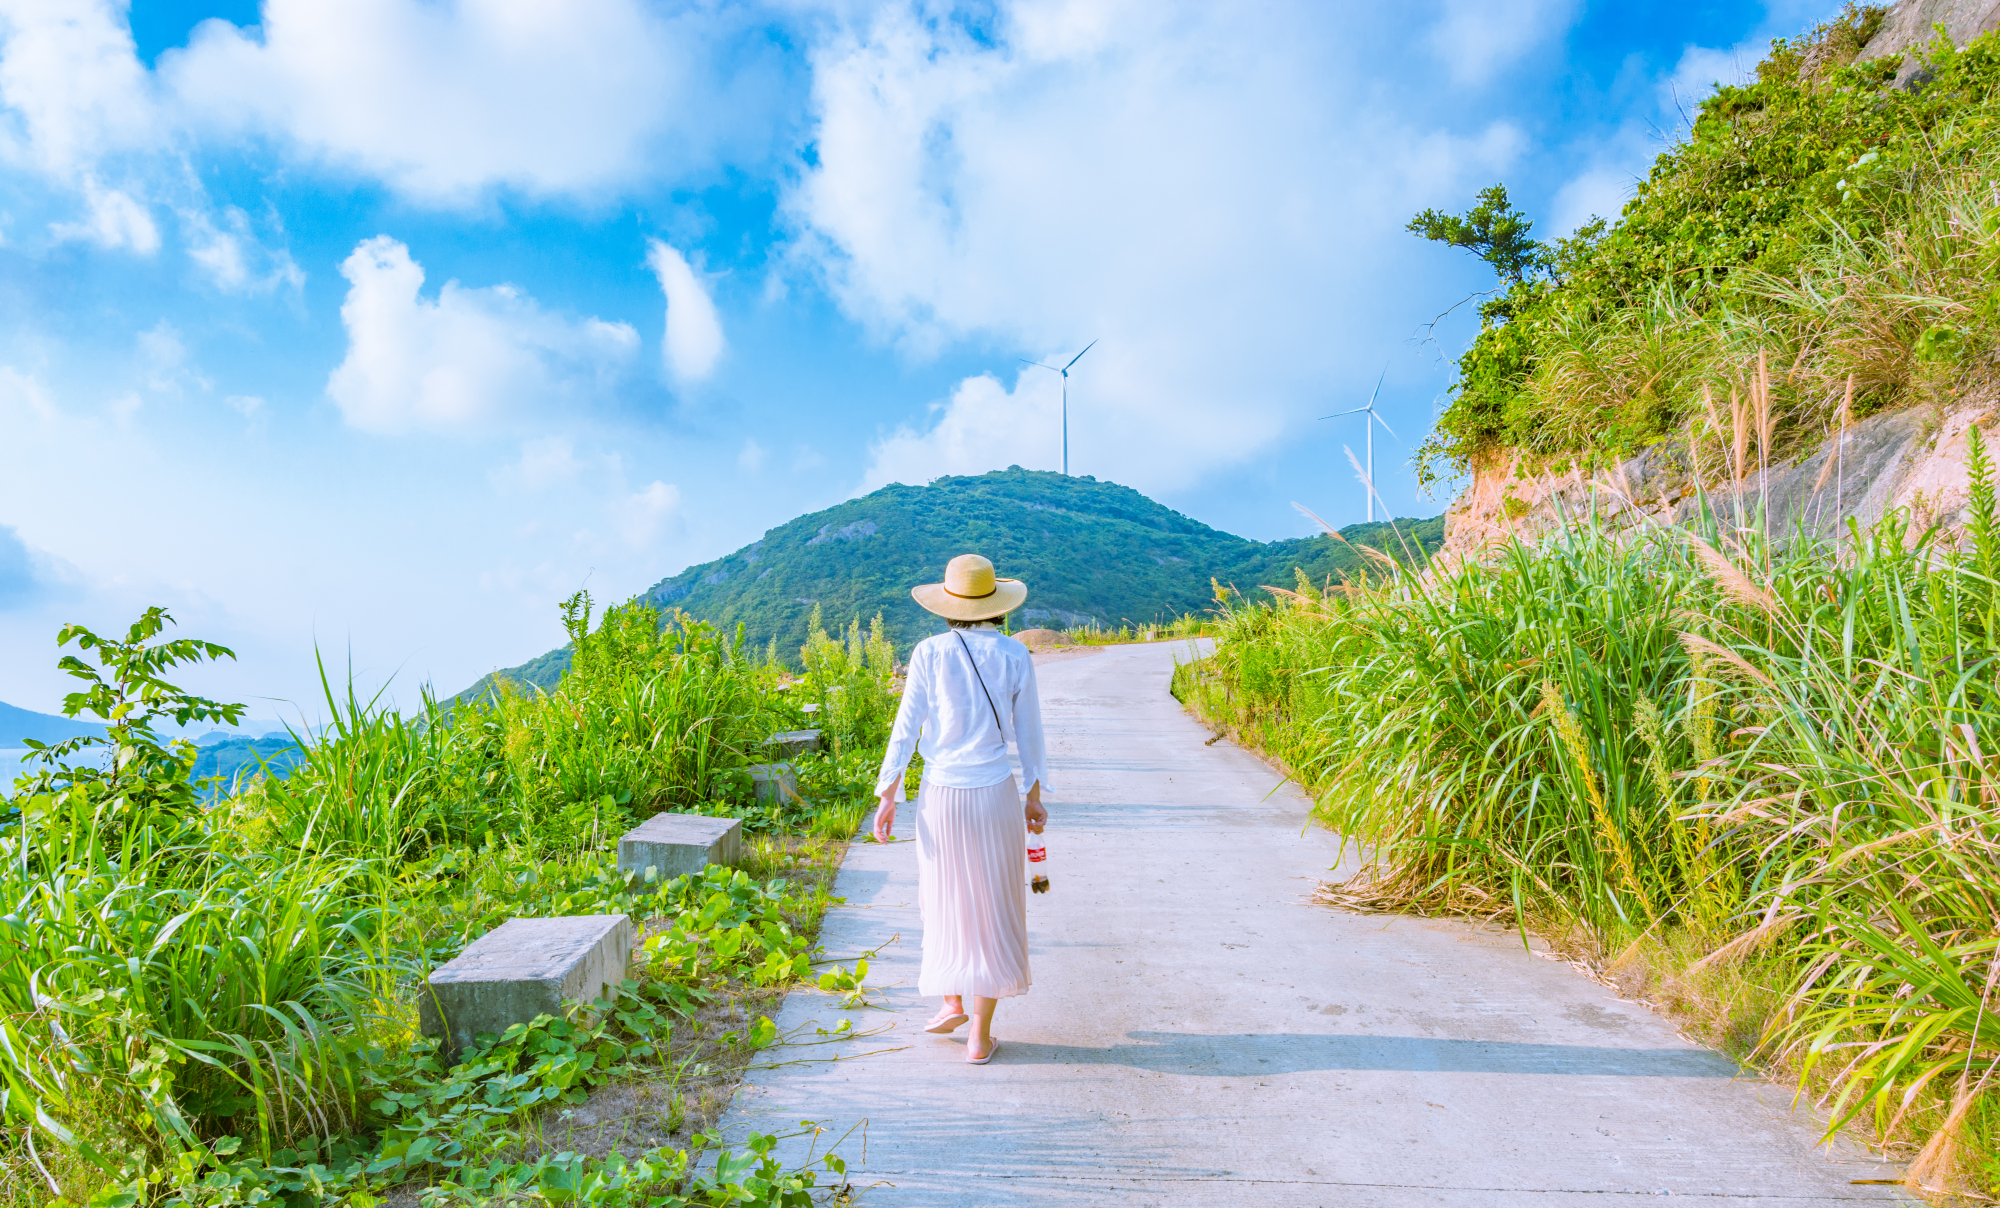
[719,642,1910,1205]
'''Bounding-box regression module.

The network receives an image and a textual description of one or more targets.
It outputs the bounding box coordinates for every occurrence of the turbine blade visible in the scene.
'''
[1370,411,1400,442]
[1319,406,1369,419]
[1367,367,1386,407]
[1063,339,1099,371]
[1020,359,1058,371]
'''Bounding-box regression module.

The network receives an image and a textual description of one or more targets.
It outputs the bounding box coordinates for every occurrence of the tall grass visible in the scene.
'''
[1498,131,2000,472]
[1,594,897,1206]
[1178,434,2000,1192]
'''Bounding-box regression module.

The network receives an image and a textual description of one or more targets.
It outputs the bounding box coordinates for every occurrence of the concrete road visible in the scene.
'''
[716,641,1910,1205]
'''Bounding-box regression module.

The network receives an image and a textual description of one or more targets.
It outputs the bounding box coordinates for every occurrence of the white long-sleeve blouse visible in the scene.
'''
[873,623,1050,800]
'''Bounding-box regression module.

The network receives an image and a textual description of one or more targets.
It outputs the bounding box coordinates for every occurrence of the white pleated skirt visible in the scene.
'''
[915,776,1032,999]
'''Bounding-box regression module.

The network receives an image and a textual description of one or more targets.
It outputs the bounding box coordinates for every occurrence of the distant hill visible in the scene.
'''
[0,701,109,747]
[465,467,1442,695]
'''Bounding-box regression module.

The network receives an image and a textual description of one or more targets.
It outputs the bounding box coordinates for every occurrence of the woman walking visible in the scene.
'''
[873,553,1049,1065]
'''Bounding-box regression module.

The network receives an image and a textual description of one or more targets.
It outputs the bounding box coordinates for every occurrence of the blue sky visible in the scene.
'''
[0,0,1839,720]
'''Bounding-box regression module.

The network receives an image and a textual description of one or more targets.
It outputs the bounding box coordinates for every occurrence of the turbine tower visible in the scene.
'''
[1021,340,1097,476]
[1321,370,1398,523]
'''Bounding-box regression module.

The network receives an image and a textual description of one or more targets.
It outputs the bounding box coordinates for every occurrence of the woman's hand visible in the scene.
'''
[873,789,899,843]
[1025,782,1047,834]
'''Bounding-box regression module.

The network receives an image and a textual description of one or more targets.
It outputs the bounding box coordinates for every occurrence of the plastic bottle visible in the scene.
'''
[1028,833,1049,894]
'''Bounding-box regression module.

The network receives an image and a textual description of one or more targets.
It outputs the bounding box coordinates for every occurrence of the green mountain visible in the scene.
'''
[469,467,1441,693]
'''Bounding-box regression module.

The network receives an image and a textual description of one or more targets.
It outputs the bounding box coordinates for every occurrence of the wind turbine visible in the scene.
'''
[1321,370,1398,523]
[1021,340,1097,476]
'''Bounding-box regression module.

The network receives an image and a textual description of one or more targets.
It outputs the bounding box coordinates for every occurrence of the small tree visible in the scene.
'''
[1407,183,1548,286]
[17,607,245,815]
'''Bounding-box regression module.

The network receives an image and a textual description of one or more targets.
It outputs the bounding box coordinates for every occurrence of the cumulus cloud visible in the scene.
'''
[795,0,1522,495]
[327,235,639,434]
[0,0,155,177]
[864,370,1061,489]
[646,239,725,383]
[1425,0,1581,87]
[161,0,792,204]
[612,480,680,547]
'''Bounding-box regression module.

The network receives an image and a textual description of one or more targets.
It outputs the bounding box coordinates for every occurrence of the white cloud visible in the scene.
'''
[864,370,1061,489]
[224,394,263,416]
[737,437,767,472]
[0,0,155,177]
[646,239,725,383]
[795,0,1521,495]
[1425,0,1581,87]
[326,235,640,435]
[612,480,680,547]
[48,177,157,252]
[161,0,790,204]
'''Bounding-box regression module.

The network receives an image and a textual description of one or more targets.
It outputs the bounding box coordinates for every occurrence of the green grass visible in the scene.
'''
[1177,431,2000,1195]
[0,595,890,1208]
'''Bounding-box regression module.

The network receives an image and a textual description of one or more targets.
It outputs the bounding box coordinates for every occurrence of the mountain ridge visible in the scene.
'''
[466,467,1441,696]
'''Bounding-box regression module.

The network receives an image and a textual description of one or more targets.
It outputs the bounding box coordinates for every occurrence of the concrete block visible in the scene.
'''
[765,728,822,759]
[420,914,632,1060]
[747,762,800,805]
[617,812,744,887]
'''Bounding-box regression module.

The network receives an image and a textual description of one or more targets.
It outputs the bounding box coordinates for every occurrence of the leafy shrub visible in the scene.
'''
[1,589,898,1206]
[1416,7,2000,476]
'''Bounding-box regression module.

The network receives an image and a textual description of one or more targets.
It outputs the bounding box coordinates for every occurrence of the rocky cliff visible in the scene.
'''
[1446,396,1996,553]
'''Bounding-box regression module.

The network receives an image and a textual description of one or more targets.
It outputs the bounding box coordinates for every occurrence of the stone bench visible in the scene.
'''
[617,812,744,889]
[420,914,632,1060]
[765,728,822,759]
[747,763,799,805]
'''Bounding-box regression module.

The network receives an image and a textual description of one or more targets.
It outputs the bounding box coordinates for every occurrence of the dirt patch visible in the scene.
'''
[523,983,787,1163]
[1012,627,1074,649]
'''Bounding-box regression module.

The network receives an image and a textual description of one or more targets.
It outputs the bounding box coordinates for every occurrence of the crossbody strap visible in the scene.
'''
[953,631,1006,739]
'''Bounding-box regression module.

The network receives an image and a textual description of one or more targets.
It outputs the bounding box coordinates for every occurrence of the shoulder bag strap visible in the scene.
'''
[953,630,1006,738]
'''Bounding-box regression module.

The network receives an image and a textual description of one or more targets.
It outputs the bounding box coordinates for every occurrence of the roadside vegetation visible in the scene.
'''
[1177,453,2000,1194]
[1176,8,2000,1198]
[1414,6,2000,483]
[0,596,901,1208]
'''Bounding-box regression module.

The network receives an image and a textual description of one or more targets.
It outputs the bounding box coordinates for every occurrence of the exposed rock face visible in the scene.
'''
[1862,0,2000,64]
[1445,399,1998,555]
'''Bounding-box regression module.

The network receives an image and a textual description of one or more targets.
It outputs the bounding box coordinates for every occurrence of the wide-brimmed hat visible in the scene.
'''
[912,553,1028,621]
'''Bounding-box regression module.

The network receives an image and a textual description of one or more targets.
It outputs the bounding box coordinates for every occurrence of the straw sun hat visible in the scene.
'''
[912,553,1028,622]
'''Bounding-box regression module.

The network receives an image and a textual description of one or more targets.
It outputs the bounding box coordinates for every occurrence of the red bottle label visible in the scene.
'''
[1027,846,1046,863]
